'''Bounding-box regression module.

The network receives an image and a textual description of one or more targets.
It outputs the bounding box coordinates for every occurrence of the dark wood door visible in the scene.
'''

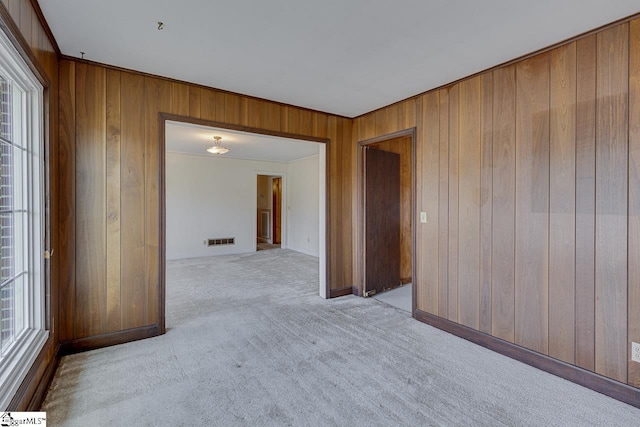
[365,147,401,295]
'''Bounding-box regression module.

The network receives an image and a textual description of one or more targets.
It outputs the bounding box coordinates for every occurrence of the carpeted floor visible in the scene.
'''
[42,249,640,426]
[256,242,281,251]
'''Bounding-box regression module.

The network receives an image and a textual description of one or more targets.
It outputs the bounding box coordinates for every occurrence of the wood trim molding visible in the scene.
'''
[7,338,59,411]
[59,325,160,355]
[158,113,335,332]
[159,114,167,334]
[28,0,62,56]
[330,286,354,298]
[414,309,640,409]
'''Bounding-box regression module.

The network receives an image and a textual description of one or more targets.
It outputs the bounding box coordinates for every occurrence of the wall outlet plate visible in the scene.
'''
[632,342,640,363]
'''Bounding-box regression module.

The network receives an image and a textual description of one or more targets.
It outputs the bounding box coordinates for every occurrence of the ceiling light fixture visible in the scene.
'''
[206,136,230,155]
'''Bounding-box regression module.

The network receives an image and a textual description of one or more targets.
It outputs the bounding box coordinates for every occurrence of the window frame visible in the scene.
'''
[0,25,47,411]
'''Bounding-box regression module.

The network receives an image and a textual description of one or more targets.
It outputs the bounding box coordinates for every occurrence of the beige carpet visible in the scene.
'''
[256,242,281,251]
[41,249,640,426]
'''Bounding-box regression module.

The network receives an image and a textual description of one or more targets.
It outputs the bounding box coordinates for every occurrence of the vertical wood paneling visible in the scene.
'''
[267,103,281,132]
[426,94,440,311]
[629,17,640,388]
[340,118,353,287]
[313,113,328,139]
[330,112,344,287]
[59,60,76,341]
[188,86,200,119]
[200,89,216,122]
[479,74,493,335]
[447,84,459,322]
[286,107,301,135]
[275,101,285,130]
[363,113,376,141]
[372,108,386,136]
[120,73,146,329]
[300,110,312,136]
[345,14,639,391]
[491,65,516,342]
[7,0,18,21]
[515,54,550,354]
[549,43,577,363]
[595,24,628,383]
[18,0,31,46]
[457,77,481,329]
[30,13,39,58]
[575,34,597,371]
[144,77,172,326]
[414,99,426,311]
[401,99,417,130]
[350,115,360,292]
[75,63,107,338]
[437,89,449,318]
[224,93,241,125]
[328,116,340,289]
[105,69,122,333]
[245,98,262,128]
[420,92,439,313]
[385,105,399,134]
[213,92,226,123]
[171,83,190,117]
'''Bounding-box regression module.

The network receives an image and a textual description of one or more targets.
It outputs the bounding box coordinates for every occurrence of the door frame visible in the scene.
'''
[255,172,287,248]
[356,128,417,315]
[159,114,331,333]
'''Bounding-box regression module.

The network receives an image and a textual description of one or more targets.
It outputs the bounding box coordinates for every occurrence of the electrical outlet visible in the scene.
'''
[633,342,640,363]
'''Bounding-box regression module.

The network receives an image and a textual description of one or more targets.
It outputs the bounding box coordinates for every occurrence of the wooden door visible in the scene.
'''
[365,147,401,295]
[272,177,282,244]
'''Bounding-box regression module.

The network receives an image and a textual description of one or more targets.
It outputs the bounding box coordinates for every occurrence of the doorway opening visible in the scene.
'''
[256,174,282,251]
[358,129,416,314]
[160,115,331,323]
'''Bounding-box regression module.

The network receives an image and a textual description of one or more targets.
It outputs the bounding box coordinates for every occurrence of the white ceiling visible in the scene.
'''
[165,121,320,162]
[39,1,639,117]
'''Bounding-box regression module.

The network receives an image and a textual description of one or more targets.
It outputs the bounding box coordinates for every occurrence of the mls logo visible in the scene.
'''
[0,412,13,427]
[0,412,46,426]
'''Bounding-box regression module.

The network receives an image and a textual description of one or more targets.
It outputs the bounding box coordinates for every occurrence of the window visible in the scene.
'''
[0,28,46,410]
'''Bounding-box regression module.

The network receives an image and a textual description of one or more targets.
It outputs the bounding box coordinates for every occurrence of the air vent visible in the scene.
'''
[204,237,235,247]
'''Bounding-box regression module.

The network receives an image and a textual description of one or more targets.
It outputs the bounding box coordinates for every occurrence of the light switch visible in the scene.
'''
[420,212,427,223]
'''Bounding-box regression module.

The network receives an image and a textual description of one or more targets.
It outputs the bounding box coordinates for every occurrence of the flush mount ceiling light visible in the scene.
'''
[206,136,230,155]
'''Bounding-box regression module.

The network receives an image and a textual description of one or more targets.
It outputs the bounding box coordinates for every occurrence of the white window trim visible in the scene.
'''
[0,26,47,410]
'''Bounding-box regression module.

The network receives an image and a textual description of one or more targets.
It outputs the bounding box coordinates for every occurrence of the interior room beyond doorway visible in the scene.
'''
[257,175,283,251]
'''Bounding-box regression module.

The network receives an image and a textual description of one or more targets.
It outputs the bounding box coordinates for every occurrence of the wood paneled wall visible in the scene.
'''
[58,60,353,342]
[354,18,640,389]
[1,0,60,410]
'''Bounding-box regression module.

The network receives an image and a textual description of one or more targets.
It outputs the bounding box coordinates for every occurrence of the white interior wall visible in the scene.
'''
[166,153,289,260]
[286,155,320,257]
[166,152,321,261]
